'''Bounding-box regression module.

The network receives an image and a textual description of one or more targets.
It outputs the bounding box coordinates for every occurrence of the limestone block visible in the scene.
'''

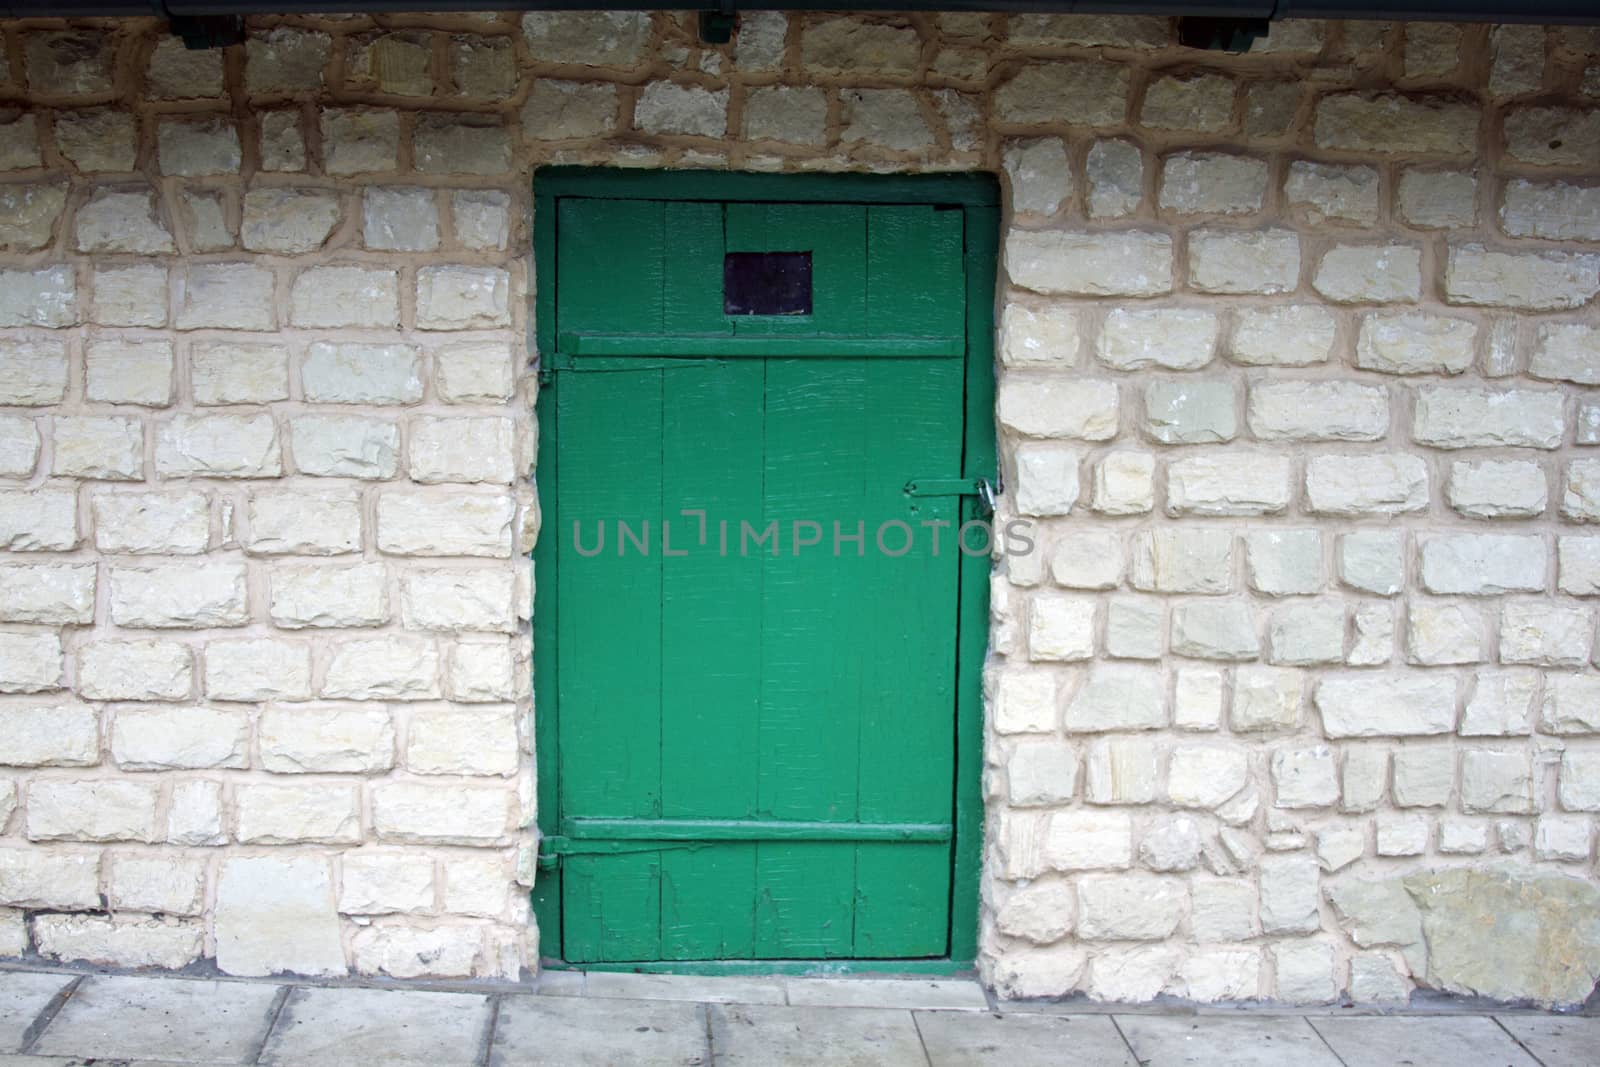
[1174,667,1224,730]
[260,704,395,774]
[1559,536,1600,596]
[1172,599,1258,660]
[245,28,331,92]
[448,640,518,703]
[1413,386,1564,450]
[437,342,516,402]
[409,416,516,485]
[1461,749,1535,813]
[995,879,1074,943]
[340,850,433,914]
[0,848,99,909]
[0,341,68,405]
[0,182,66,251]
[995,61,1129,126]
[204,638,313,701]
[33,915,202,970]
[1245,81,1299,138]
[177,188,234,251]
[174,264,275,330]
[1092,451,1155,514]
[1088,945,1183,1001]
[451,190,511,251]
[1305,453,1427,515]
[157,116,241,175]
[90,264,167,328]
[352,925,481,979]
[247,490,362,556]
[1342,748,1390,813]
[1544,673,1600,734]
[994,669,1057,734]
[0,703,98,767]
[1005,230,1171,297]
[522,11,652,66]
[996,376,1118,440]
[1397,168,1477,228]
[1062,665,1164,732]
[25,31,115,95]
[1530,323,1600,385]
[1144,380,1235,444]
[1503,106,1600,166]
[522,81,618,140]
[0,115,41,170]
[167,780,225,846]
[1041,811,1133,871]
[323,637,440,700]
[1139,813,1202,873]
[147,36,224,98]
[1260,855,1320,933]
[290,415,401,480]
[1445,244,1600,310]
[1050,530,1123,590]
[0,633,63,694]
[1284,160,1379,224]
[1077,875,1184,940]
[1266,599,1344,665]
[85,340,173,406]
[1407,601,1484,665]
[1392,747,1455,808]
[1317,673,1455,736]
[363,187,439,252]
[1142,72,1233,131]
[1500,602,1592,667]
[376,491,516,558]
[1129,528,1232,594]
[107,852,206,915]
[155,414,281,479]
[371,781,514,845]
[0,489,76,551]
[1230,665,1302,731]
[1010,13,1168,47]
[111,705,249,770]
[237,782,360,843]
[1187,228,1300,294]
[1488,24,1546,95]
[1419,533,1546,595]
[269,563,388,629]
[0,416,39,478]
[1447,460,1547,519]
[1313,244,1422,303]
[349,32,433,96]
[92,490,207,555]
[1085,138,1142,218]
[1249,381,1387,441]
[1167,745,1248,808]
[110,561,248,629]
[1313,91,1478,154]
[453,36,516,98]
[27,779,159,842]
[1503,179,1600,241]
[734,11,788,69]
[1166,454,1290,516]
[1558,750,1600,812]
[1461,668,1538,736]
[413,113,511,175]
[240,186,341,253]
[416,266,511,329]
[0,267,77,328]
[1099,308,1218,370]
[290,266,400,328]
[635,82,728,138]
[1314,826,1364,873]
[1190,879,1257,940]
[321,109,399,174]
[1084,736,1159,804]
[215,855,345,977]
[1003,138,1070,217]
[78,639,192,702]
[1006,740,1078,806]
[1025,594,1092,663]
[1534,816,1591,862]
[407,705,519,776]
[1159,152,1267,215]
[1566,458,1600,523]
[1403,22,1462,77]
[301,342,421,406]
[1103,597,1162,660]
[191,343,289,406]
[0,564,96,624]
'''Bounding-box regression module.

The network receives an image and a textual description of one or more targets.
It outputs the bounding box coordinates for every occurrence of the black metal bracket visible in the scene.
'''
[698,5,736,46]
[1176,16,1270,52]
[167,13,246,50]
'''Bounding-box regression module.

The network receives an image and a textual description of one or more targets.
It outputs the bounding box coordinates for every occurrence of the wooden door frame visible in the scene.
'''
[529,167,1000,975]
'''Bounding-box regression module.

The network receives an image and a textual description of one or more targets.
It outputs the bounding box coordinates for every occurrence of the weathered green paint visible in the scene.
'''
[532,168,998,970]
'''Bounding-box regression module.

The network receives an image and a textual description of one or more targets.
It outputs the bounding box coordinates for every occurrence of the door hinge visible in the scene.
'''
[536,835,569,870]
[904,476,1000,515]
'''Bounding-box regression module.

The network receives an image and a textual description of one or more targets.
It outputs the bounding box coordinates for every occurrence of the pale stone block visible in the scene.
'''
[1245,80,1299,137]
[77,640,191,701]
[246,490,361,556]
[416,266,511,329]
[1412,385,1565,450]
[1445,244,1600,311]
[1558,750,1600,812]
[340,850,433,915]
[1187,228,1300,294]
[437,342,516,402]
[260,112,306,172]
[1063,665,1164,732]
[1003,138,1071,216]
[1190,879,1257,941]
[0,704,98,767]
[376,491,516,557]
[0,416,39,478]
[204,638,313,701]
[1534,815,1591,862]
[1407,602,1484,665]
[269,562,388,630]
[1316,673,1455,736]
[1144,380,1235,444]
[1230,665,1302,731]
[289,266,400,329]
[1140,813,1202,873]
[1447,460,1547,518]
[27,779,159,842]
[1166,454,1291,516]
[1461,668,1538,736]
[1503,105,1600,166]
[1229,306,1336,366]
[1259,855,1320,933]
[191,343,289,406]
[74,188,176,254]
[1500,602,1592,667]
[260,704,395,774]
[1142,72,1233,131]
[1167,744,1248,808]
[1564,458,1600,523]
[0,114,41,170]
[90,265,167,328]
[107,852,206,915]
[215,855,345,977]
[733,10,788,68]
[407,705,518,776]
[1249,381,1387,441]
[1559,536,1600,596]
[156,414,281,478]
[0,563,96,624]
[995,60,1130,126]
[1305,453,1428,515]
[1173,667,1223,730]
[1314,244,1423,303]
[241,187,341,253]
[174,264,275,330]
[177,188,234,252]
[55,108,135,171]
[109,561,248,629]
[0,266,78,328]
[1004,230,1172,297]
[92,490,208,555]
[320,108,400,175]
[1077,875,1183,940]
[1098,307,1218,370]
[1266,599,1344,666]
[1085,138,1142,218]
[1159,152,1268,215]
[363,186,439,252]
[1273,940,1337,1002]
[1314,826,1365,872]
[1049,531,1122,590]
[1342,747,1389,813]
[401,569,516,634]
[1397,168,1477,228]
[1438,818,1490,854]
[0,632,62,694]
[1041,811,1133,872]
[0,183,66,252]
[348,32,434,96]
[1356,312,1476,374]
[1460,749,1535,813]
[167,780,225,846]
[1088,944,1183,1000]
[1084,736,1159,804]
[53,415,143,480]
[1488,24,1546,95]
[111,705,249,770]
[995,878,1074,944]
[371,782,513,845]
[1130,528,1232,594]
[323,637,440,700]
[994,669,1057,734]
[1007,740,1078,806]
[0,848,99,909]
[1172,599,1258,660]
[0,341,68,405]
[33,915,202,970]
[1028,594,1094,662]
[0,490,77,551]
[236,783,360,844]
[157,116,241,175]
[351,925,483,979]
[1544,673,1600,734]
[1392,746,1455,808]
[1104,597,1162,660]
[290,415,400,480]
[1419,533,1546,595]
[1531,323,1600,386]
[245,28,330,92]
[451,190,511,251]
[1503,180,1600,242]
[1284,160,1379,224]
[1313,91,1478,154]
[1091,451,1154,514]
[409,416,516,484]
[522,80,618,140]
[448,640,517,703]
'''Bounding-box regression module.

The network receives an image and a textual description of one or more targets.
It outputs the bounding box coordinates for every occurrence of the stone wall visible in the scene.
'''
[0,10,1598,1003]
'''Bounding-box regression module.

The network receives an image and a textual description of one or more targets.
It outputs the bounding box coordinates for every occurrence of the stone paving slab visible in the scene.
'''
[786,977,989,1010]
[259,986,491,1066]
[491,993,709,1066]
[579,971,787,1005]
[29,976,281,1064]
[709,1003,927,1066]
[0,973,74,1053]
[1309,1015,1542,1067]
[915,1010,1137,1066]
[1115,1015,1345,1067]
[1494,1014,1600,1067]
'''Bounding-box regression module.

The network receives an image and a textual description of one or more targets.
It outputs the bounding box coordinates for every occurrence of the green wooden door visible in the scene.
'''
[537,176,991,964]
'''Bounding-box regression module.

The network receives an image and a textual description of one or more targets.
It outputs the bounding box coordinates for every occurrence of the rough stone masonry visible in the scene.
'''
[0,9,1598,1005]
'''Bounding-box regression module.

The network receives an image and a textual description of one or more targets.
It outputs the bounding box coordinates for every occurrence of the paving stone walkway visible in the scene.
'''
[0,965,1593,1066]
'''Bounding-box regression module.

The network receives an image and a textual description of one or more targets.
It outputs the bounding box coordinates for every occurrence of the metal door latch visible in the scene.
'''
[904,476,1001,516]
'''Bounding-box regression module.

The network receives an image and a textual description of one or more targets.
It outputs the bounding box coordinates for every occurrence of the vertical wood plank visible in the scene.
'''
[557,199,665,336]
[563,852,663,963]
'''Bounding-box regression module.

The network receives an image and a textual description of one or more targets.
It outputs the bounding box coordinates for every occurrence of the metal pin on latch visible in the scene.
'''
[976,477,997,516]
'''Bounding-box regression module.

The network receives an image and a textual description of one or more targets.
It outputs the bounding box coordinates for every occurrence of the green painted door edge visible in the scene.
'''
[530,166,999,973]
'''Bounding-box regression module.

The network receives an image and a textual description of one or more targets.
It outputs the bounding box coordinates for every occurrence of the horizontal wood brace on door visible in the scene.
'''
[556,332,966,358]
[560,818,953,842]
